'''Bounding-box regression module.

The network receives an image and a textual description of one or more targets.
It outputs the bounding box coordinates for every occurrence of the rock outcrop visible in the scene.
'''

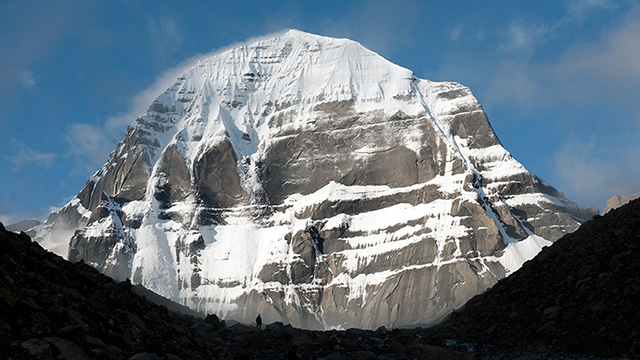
[28,30,595,329]
[602,191,640,214]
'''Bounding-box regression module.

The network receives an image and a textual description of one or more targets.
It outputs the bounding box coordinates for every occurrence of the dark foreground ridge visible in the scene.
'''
[0,221,478,360]
[2,196,638,359]
[436,198,640,358]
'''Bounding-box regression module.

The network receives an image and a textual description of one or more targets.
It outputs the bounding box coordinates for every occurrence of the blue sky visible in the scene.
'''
[1,0,639,223]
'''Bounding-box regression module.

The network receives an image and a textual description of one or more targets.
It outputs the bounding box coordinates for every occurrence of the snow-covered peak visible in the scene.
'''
[39,30,597,331]
[130,29,442,170]
[280,28,342,41]
[175,28,415,105]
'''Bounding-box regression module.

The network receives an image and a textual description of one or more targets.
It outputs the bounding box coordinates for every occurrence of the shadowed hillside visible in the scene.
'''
[435,199,640,358]
[2,197,637,359]
[0,222,475,360]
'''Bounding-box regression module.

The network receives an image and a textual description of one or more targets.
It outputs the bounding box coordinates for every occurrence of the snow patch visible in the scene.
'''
[497,234,552,274]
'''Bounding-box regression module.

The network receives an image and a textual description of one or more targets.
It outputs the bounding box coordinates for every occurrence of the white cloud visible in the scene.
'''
[553,133,640,209]
[497,0,617,56]
[449,24,485,43]
[487,7,640,110]
[552,12,640,102]
[451,25,464,41]
[475,27,487,41]
[356,0,423,56]
[48,205,61,214]
[147,17,184,57]
[64,123,116,174]
[6,141,55,170]
[497,20,550,55]
[0,1,90,106]
[566,0,617,22]
[19,71,36,89]
[480,7,640,209]
[0,213,20,226]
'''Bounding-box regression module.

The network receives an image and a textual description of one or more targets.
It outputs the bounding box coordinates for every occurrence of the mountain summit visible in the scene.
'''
[31,30,595,329]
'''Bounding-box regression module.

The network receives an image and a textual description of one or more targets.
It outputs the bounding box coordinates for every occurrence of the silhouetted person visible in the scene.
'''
[256,314,262,329]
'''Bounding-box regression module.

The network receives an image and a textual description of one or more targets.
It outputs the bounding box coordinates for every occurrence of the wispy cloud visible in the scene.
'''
[6,141,55,170]
[463,5,640,208]
[0,213,20,226]
[19,71,36,89]
[449,24,486,43]
[552,11,640,104]
[497,0,617,56]
[0,1,84,102]
[484,59,542,107]
[0,205,55,226]
[553,132,640,209]
[64,123,116,174]
[497,20,550,55]
[487,7,640,110]
[450,25,464,41]
[147,17,184,57]
[565,0,617,22]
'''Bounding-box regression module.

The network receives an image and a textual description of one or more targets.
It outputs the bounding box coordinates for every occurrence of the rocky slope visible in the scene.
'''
[3,222,620,359]
[0,222,483,360]
[0,222,218,359]
[435,199,640,358]
[29,29,594,330]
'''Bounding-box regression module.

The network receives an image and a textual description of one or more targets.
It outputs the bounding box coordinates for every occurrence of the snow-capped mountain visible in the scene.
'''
[32,30,595,329]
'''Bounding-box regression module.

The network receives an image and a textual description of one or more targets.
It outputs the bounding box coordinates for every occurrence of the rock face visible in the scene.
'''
[602,192,640,214]
[30,30,594,330]
[436,198,640,358]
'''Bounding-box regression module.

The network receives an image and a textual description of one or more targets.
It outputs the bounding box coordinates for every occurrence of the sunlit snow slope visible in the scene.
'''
[32,30,595,330]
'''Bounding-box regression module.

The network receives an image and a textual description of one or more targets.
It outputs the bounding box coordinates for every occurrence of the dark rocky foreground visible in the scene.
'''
[435,199,640,359]
[1,196,638,360]
[0,221,478,360]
